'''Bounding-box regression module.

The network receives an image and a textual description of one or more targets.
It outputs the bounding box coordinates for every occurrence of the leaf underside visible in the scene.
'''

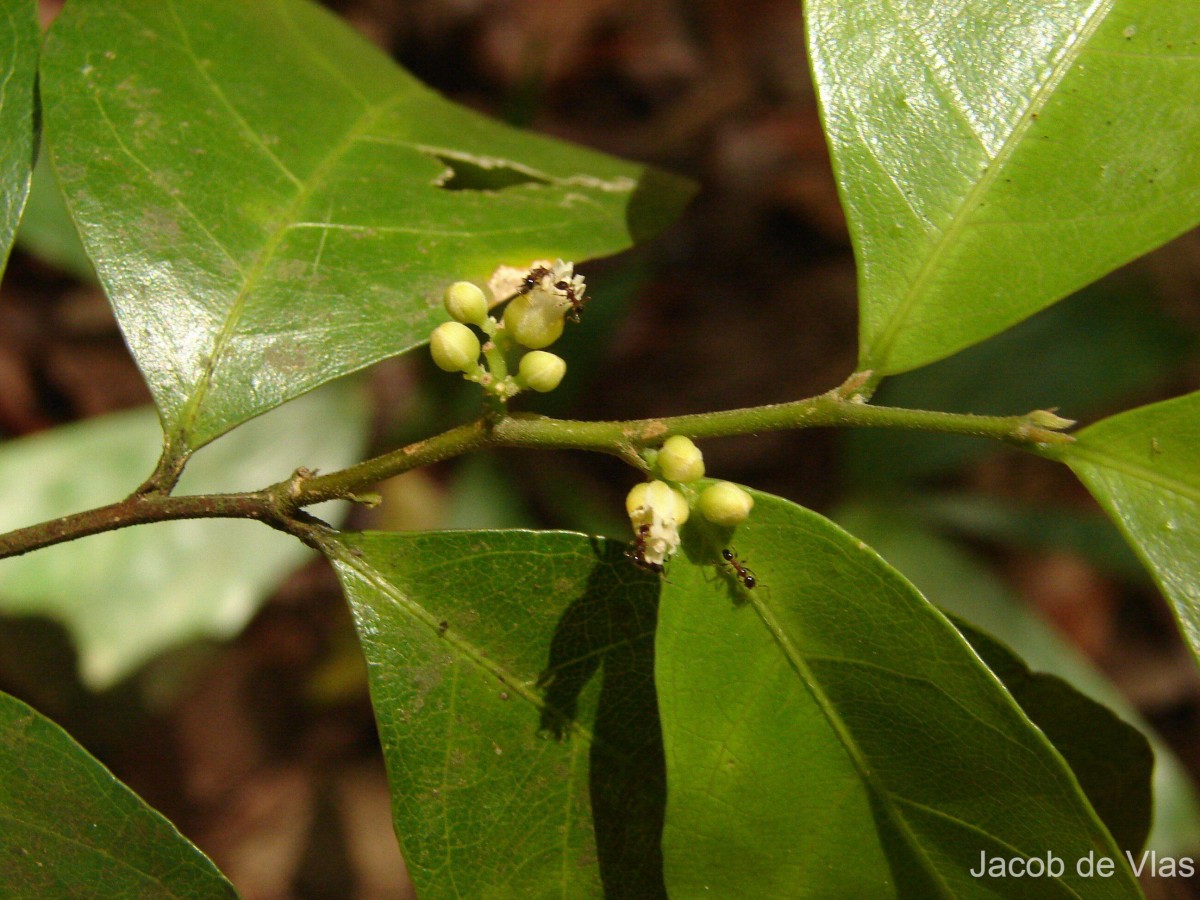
[0,690,237,897]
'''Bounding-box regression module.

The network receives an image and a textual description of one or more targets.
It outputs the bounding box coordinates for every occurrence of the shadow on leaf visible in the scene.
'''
[538,539,668,899]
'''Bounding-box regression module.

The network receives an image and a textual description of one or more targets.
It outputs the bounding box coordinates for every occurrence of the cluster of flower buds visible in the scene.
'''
[626,435,755,572]
[429,260,586,399]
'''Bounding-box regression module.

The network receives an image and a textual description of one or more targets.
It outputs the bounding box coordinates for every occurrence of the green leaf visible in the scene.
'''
[658,488,1141,897]
[0,0,39,279]
[41,0,693,456]
[1063,390,1200,664]
[843,278,1195,485]
[0,689,237,897]
[950,617,1152,856]
[0,380,369,688]
[330,530,665,899]
[832,499,1200,856]
[15,152,97,281]
[807,0,1200,375]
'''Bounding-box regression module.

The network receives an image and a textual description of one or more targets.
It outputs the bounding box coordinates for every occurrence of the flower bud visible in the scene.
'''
[629,479,689,525]
[503,293,565,349]
[443,281,489,326]
[626,480,670,520]
[671,487,690,525]
[429,321,481,373]
[698,481,754,526]
[1027,409,1076,431]
[518,351,566,393]
[658,435,705,483]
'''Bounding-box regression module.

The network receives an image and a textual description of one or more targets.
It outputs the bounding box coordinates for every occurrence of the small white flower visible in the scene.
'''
[544,259,586,318]
[489,259,586,318]
[488,261,550,305]
[626,480,689,569]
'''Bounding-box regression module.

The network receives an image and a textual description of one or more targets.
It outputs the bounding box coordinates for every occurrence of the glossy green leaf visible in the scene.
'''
[948,616,1152,856]
[41,0,693,455]
[1063,390,1200,662]
[0,0,38,279]
[833,499,1200,855]
[331,530,665,899]
[658,488,1141,897]
[0,689,237,896]
[807,0,1200,375]
[0,380,369,688]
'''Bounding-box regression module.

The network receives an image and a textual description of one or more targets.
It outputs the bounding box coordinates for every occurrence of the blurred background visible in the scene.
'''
[3,0,1200,896]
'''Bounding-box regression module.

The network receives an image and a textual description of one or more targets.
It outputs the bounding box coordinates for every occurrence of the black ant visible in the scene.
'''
[626,523,664,574]
[561,282,587,323]
[515,265,587,323]
[516,265,552,296]
[721,548,757,590]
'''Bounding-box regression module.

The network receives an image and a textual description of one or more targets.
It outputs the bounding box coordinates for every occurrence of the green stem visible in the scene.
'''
[285,390,1073,508]
[288,420,490,506]
[482,338,509,382]
[0,381,1073,561]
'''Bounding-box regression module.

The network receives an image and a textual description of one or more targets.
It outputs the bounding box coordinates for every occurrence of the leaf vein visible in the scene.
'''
[1067,445,1200,504]
[175,89,409,444]
[273,0,372,108]
[890,797,1087,898]
[0,811,203,899]
[862,0,1119,371]
[83,77,245,277]
[165,0,304,190]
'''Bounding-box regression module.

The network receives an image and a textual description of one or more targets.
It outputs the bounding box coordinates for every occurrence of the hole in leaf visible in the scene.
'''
[431,153,551,191]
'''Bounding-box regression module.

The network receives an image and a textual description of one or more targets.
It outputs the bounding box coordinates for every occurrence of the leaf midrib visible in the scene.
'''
[746,580,1135,895]
[329,540,602,746]
[746,591,956,898]
[1067,443,1200,505]
[860,0,1118,372]
[175,88,408,449]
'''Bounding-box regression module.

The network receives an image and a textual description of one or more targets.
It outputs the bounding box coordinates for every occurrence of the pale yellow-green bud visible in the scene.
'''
[429,321,481,373]
[628,480,689,525]
[671,487,690,525]
[503,293,565,349]
[443,281,489,326]
[698,481,754,526]
[627,480,671,521]
[625,481,654,519]
[1026,409,1076,431]
[658,435,705,483]
[517,351,566,393]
